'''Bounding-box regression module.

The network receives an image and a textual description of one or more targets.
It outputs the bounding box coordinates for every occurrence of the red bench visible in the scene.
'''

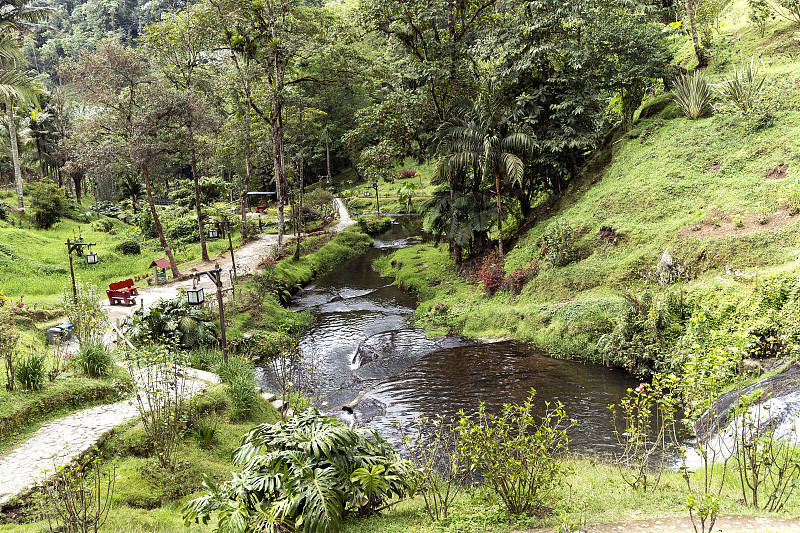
[107,279,139,306]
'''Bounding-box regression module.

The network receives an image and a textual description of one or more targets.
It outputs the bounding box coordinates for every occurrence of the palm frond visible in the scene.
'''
[0,68,42,105]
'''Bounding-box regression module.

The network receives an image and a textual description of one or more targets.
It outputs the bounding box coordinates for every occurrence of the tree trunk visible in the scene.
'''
[449,167,459,263]
[229,51,253,243]
[495,169,503,256]
[325,130,331,181]
[294,110,305,261]
[6,96,23,208]
[142,164,179,277]
[685,0,708,68]
[188,120,209,261]
[72,173,82,204]
[350,159,362,183]
[273,117,285,252]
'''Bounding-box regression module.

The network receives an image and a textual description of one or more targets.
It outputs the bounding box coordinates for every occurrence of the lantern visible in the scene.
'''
[208,227,219,239]
[187,286,204,305]
[86,245,98,265]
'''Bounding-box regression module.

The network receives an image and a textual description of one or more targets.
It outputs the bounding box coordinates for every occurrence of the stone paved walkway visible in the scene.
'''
[0,370,215,506]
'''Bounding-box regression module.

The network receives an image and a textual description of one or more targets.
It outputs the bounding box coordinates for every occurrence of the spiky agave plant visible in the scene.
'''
[714,55,766,115]
[671,71,713,119]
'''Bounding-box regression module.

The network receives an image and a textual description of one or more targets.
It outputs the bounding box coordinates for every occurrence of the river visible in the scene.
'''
[259,219,640,456]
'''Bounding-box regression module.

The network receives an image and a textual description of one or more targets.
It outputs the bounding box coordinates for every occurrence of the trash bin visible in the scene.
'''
[47,327,63,345]
[58,322,73,340]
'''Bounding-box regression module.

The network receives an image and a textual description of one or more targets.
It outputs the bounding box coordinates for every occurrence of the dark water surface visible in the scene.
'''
[260,219,639,456]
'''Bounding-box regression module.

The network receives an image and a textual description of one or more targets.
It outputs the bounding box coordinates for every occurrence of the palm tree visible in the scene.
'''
[435,86,534,256]
[118,174,143,214]
[0,0,52,208]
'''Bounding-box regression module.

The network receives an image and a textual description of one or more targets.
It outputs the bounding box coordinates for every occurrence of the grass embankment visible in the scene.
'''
[224,229,373,344]
[379,0,800,365]
[0,365,133,456]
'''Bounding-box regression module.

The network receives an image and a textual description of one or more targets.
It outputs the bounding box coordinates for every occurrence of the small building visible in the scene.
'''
[150,257,170,284]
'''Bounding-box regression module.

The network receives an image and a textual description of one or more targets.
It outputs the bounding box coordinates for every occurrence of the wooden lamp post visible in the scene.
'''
[187,263,228,362]
[66,238,97,304]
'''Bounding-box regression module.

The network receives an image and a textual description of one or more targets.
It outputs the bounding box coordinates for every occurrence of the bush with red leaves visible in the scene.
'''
[504,260,540,296]
[475,252,540,297]
[476,251,506,296]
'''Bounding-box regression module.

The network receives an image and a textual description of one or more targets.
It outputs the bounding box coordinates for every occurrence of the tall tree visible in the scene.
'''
[63,38,180,277]
[146,4,218,261]
[0,0,52,208]
[360,0,499,121]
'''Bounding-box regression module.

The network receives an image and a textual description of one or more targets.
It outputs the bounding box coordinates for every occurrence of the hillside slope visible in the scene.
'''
[380,0,800,374]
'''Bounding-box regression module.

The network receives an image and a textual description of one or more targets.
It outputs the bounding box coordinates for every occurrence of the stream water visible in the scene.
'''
[258,219,640,456]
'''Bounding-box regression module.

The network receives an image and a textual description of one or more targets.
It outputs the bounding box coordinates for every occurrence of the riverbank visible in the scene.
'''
[374,244,622,361]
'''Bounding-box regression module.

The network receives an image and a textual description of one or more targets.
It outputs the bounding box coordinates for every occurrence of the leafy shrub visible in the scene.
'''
[214,355,260,420]
[184,409,414,532]
[115,239,141,255]
[538,220,580,267]
[227,373,260,421]
[193,416,219,449]
[505,260,540,295]
[671,71,713,120]
[40,458,115,533]
[715,56,766,115]
[358,215,392,235]
[0,200,8,221]
[125,296,216,349]
[74,342,113,377]
[779,179,800,215]
[346,197,372,211]
[398,168,418,181]
[456,389,575,515]
[400,415,468,520]
[1,313,20,391]
[165,215,199,244]
[598,289,691,377]
[91,218,114,232]
[305,188,335,218]
[16,352,46,390]
[61,281,108,344]
[748,0,774,36]
[187,347,222,371]
[29,179,67,229]
[123,344,191,470]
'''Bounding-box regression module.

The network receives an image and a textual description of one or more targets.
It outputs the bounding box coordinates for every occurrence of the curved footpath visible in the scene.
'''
[0,202,356,506]
[520,514,800,532]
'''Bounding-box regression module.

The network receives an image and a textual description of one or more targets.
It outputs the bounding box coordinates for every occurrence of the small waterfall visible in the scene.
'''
[684,364,800,468]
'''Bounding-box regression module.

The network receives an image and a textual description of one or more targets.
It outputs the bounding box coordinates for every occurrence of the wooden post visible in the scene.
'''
[214,263,228,362]
[67,239,77,305]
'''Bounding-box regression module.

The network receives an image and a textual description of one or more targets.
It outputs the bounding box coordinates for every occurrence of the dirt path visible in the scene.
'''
[518,514,800,533]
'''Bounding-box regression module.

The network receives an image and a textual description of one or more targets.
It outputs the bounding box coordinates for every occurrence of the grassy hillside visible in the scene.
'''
[380,0,800,369]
